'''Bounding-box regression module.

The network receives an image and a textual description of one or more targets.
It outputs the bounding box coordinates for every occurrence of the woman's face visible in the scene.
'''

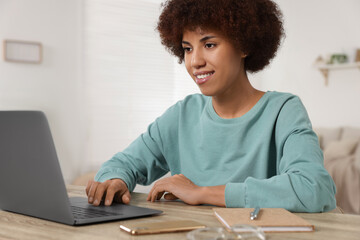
[182,29,247,97]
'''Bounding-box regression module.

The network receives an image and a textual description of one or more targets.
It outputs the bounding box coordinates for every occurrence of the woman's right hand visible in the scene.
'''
[86,179,131,206]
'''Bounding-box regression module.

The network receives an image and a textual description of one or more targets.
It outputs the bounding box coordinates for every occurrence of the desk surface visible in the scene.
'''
[1,185,360,240]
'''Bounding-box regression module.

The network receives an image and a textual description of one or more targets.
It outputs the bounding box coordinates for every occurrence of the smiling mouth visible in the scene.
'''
[195,72,214,84]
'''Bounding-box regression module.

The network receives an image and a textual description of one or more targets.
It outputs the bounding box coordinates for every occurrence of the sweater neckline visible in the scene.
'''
[206,91,271,124]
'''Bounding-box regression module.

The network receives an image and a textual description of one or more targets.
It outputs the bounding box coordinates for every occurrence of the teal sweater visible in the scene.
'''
[95,92,336,212]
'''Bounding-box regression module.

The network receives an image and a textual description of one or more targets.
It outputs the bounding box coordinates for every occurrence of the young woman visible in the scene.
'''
[86,0,336,212]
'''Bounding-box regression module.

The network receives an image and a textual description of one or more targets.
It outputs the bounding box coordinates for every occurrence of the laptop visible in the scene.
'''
[0,111,162,225]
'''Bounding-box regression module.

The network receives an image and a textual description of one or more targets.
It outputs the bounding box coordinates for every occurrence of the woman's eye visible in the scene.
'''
[182,47,192,53]
[205,43,216,49]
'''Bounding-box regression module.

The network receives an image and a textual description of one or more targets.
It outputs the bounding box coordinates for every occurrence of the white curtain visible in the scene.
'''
[82,0,198,173]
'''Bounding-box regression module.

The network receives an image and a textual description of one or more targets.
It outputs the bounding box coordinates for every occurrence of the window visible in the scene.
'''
[82,0,198,170]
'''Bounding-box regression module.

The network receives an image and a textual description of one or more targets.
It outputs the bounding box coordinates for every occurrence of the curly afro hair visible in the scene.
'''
[157,0,284,73]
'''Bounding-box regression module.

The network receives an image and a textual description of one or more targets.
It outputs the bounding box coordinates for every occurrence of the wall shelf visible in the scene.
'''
[316,62,360,86]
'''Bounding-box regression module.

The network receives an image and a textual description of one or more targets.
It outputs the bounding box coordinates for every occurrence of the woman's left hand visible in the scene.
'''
[146,174,203,205]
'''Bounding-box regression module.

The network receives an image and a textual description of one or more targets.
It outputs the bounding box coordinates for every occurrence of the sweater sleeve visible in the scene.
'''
[225,96,337,212]
[94,119,169,192]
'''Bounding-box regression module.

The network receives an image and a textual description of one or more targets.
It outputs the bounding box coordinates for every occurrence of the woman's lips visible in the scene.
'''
[195,72,214,84]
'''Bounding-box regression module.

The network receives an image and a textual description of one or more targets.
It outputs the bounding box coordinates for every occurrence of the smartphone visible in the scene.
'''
[119,220,206,235]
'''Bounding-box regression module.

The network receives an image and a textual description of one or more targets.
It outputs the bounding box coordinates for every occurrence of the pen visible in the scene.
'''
[250,207,260,220]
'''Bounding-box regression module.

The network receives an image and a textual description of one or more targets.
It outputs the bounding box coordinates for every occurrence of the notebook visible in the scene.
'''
[213,208,314,232]
[0,111,162,226]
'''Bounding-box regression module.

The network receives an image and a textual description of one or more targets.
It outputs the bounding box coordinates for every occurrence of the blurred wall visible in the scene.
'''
[0,0,84,183]
[263,0,360,128]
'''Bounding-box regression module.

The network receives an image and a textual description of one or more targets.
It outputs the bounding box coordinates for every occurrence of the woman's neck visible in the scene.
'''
[211,79,264,119]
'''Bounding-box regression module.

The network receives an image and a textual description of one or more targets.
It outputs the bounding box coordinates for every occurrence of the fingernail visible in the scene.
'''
[105,200,110,206]
[93,199,99,205]
[89,197,93,203]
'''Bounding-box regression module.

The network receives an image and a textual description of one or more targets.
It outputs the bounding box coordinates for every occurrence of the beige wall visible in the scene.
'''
[262,0,360,128]
[0,0,84,183]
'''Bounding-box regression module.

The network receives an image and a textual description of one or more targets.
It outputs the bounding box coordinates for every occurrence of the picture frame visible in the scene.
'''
[3,39,42,64]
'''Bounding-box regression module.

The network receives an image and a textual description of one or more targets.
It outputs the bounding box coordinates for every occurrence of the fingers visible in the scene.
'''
[93,180,110,206]
[87,179,130,206]
[157,191,165,200]
[146,174,201,205]
[87,181,100,204]
[86,180,92,196]
[147,177,174,202]
[104,179,130,205]
[147,184,162,202]
[103,181,117,206]
[149,189,165,202]
[164,193,178,200]
[121,190,131,204]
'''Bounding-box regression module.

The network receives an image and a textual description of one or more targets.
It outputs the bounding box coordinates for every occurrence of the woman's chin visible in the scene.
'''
[198,88,215,97]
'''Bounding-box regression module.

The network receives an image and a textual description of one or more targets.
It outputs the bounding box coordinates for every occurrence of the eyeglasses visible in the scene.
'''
[187,224,266,240]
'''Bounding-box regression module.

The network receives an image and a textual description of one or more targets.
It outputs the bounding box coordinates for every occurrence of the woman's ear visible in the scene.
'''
[238,48,247,58]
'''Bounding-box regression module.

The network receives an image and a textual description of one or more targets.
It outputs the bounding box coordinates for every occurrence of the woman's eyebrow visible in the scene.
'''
[199,35,216,42]
[182,36,217,45]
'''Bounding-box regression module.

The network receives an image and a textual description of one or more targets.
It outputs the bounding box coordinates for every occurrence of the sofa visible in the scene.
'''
[314,127,360,214]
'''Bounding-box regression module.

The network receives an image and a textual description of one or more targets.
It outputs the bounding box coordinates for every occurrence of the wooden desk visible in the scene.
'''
[1,185,359,240]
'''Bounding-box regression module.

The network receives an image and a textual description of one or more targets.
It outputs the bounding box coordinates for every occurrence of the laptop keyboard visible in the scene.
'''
[71,206,122,219]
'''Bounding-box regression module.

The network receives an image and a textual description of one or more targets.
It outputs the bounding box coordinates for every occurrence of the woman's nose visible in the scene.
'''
[191,49,206,69]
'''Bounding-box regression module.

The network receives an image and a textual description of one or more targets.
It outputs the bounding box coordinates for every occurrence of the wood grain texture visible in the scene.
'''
[0,185,359,240]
